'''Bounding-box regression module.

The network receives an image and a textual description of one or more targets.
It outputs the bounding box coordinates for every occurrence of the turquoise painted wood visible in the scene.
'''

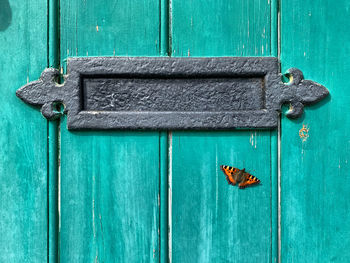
[170,1,278,262]
[0,0,48,261]
[59,131,160,262]
[59,1,163,262]
[3,0,348,262]
[280,0,350,262]
[171,132,276,262]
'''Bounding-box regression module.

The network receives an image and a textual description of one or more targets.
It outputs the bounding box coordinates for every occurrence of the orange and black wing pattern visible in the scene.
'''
[220,165,240,185]
[238,172,261,189]
[220,165,261,189]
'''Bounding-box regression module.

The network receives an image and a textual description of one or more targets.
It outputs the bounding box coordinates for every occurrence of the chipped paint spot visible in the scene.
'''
[96,24,99,32]
[249,131,257,148]
[188,49,190,57]
[299,124,309,142]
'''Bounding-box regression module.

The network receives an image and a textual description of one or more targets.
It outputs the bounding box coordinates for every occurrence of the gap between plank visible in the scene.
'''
[168,131,173,263]
[277,115,281,263]
[277,0,282,262]
[159,131,169,263]
[47,0,60,262]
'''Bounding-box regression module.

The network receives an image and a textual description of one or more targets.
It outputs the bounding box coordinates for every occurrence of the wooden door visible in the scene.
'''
[1,0,349,262]
[280,1,350,262]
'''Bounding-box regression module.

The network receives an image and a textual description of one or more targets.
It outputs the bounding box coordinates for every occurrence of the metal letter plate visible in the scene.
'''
[16,57,329,130]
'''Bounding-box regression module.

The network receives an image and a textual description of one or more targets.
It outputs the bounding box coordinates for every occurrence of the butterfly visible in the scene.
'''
[220,165,260,189]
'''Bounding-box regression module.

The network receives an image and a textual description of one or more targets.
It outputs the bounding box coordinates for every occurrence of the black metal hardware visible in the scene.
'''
[16,57,329,130]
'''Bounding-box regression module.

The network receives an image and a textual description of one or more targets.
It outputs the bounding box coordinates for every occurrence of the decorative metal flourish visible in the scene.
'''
[16,57,329,130]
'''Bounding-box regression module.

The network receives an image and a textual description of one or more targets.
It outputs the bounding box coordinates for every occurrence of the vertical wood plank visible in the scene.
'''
[171,1,277,262]
[270,1,280,261]
[281,0,350,262]
[60,130,161,262]
[159,132,169,263]
[47,0,60,262]
[48,121,58,263]
[171,132,273,263]
[171,0,271,57]
[0,0,48,261]
[59,1,162,262]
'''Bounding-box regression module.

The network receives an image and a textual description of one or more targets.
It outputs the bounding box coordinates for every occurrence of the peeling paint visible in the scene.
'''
[249,131,257,148]
[299,124,309,142]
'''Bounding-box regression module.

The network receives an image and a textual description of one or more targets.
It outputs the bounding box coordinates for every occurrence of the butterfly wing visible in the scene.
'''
[220,165,240,185]
[238,172,261,189]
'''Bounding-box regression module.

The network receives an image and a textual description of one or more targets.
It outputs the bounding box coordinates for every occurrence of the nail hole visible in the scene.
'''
[52,102,65,114]
[282,73,293,84]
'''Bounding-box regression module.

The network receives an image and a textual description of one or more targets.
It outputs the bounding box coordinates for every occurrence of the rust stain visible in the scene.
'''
[299,124,309,142]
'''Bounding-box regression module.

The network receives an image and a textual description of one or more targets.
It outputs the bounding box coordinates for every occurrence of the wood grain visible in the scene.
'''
[281,0,350,262]
[59,1,162,262]
[0,0,48,261]
[171,1,278,262]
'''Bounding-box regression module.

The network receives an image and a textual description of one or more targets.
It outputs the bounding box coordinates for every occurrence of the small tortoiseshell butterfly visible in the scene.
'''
[220,165,260,189]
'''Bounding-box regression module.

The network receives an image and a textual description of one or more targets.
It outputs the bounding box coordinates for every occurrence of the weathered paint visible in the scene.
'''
[281,0,350,262]
[1,0,345,262]
[0,0,48,261]
[170,0,278,262]
[59,0,162,262]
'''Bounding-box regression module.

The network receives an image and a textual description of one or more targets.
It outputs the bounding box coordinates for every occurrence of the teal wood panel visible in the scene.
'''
[281,1,350,262]
[60,0,160,57]
[59,1,162,262]
[171,0,272,57]
[171,1,277,262]
[171,132,275,263]
[60,130,160,262]
[0,0,48,261]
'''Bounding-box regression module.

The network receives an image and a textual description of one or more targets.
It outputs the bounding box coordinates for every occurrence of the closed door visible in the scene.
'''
[1,0,349,263]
